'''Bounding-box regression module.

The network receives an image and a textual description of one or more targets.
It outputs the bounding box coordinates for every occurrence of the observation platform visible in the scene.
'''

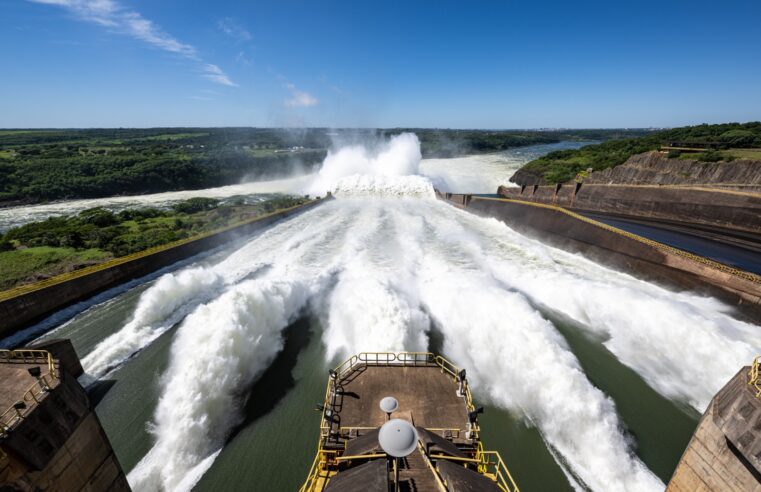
[301,352,519,492]
[0,351,61,436]
[334,365,469,431]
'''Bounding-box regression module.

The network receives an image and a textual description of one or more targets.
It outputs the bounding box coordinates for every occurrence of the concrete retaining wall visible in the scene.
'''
[667,366,761,491]
[0,199,328,338]
[499,184,761,234]
[438,192,761,321]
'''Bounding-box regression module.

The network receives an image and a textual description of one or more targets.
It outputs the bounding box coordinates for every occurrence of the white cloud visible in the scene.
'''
[284,83,318,108]
[235,50,252,66]
[203,64,238,87]
[217,17,251,42]
[28,0,237,87]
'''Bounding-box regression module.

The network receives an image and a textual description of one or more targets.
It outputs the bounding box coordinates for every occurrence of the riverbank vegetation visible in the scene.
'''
[0,195,307,290]
[515,122,761,184]
[0,128,649,205]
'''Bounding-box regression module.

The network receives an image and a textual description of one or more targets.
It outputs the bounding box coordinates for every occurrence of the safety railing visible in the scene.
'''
[299,447,341,492]
[750,356,760,398]
[320,352,475,438]
[0,350,59,436]
[0,349,57,378]
[475,445,521,492]
[305,352,522,491]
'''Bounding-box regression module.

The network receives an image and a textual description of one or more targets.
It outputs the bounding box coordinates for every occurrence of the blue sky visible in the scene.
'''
[1,0,760,128]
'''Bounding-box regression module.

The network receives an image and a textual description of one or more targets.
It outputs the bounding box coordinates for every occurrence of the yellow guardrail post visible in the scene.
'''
[749,356,761,398]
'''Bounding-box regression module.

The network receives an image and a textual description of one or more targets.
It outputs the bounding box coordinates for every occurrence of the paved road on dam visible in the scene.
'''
[579,211,761,275]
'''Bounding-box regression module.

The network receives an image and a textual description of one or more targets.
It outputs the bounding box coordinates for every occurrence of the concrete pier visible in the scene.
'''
[0,339,129,491]
[667,362,761,491]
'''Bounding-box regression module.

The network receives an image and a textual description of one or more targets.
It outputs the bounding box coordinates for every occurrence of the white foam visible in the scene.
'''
[81,268,225,379]
[127,278,313,491]
[307,132,422,196]
[332,174,435,199]
[442,207,759,411]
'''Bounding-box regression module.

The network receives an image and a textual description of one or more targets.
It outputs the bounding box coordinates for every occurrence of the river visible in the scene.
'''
[2,138,757,491]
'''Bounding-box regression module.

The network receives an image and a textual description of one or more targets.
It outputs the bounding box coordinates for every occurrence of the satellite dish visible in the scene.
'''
[378,419,419,457]
[379,396,399,414]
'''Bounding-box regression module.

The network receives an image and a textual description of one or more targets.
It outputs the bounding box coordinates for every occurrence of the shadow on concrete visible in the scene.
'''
[226,315,313,443]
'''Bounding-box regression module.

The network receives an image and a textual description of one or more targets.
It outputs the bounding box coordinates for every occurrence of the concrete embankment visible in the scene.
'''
[437,192,761,322]
[667,361,761,491]
[0,198,328,338]
[586,151,761,190]
[498,183,761,235]
[511,150,761,192]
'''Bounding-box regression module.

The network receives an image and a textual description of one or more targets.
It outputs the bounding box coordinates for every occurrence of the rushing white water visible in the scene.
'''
[58,133,758,491]
[419,141,591,193]
[0,175,314,232]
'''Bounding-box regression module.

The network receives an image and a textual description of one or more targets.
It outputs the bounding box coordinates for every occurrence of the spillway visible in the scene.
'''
[4,137,757,491]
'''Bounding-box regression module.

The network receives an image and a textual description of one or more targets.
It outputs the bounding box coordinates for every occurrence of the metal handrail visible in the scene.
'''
[0,349,57,378]
[0,350,59,436]
[750,356,760,398]
[304,352,520,491]
[319,352,481,438]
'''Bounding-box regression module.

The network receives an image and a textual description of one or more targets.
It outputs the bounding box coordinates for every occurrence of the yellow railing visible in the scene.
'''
[0,349,57,378]
[470,196,761,284]
[318,352,476,438]
[0,350,59,436]
[299,447,340,492]
[749,356,760,398]
[475,442,521,492]
[303,352,520,491]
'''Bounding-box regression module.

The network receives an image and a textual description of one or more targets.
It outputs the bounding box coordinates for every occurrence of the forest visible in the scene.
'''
[0,127,649,205]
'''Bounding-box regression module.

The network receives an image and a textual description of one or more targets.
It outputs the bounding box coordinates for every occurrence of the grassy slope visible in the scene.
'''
[0,247,111,290]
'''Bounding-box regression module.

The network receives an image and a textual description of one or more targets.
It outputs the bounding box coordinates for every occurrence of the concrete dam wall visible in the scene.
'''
[437,192,761,322]
[0,198,328,339]
[498,183,761,235]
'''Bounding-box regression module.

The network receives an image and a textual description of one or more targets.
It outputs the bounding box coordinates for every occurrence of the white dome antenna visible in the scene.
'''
[379,396,399,420]
[378,419,418,457]
[379,419,419,492]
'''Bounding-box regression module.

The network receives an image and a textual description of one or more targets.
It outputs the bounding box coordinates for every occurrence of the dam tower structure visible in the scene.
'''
[0,339,130,491]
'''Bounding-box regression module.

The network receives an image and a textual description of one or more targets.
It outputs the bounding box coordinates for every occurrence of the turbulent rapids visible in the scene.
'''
[28,134,757,491]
